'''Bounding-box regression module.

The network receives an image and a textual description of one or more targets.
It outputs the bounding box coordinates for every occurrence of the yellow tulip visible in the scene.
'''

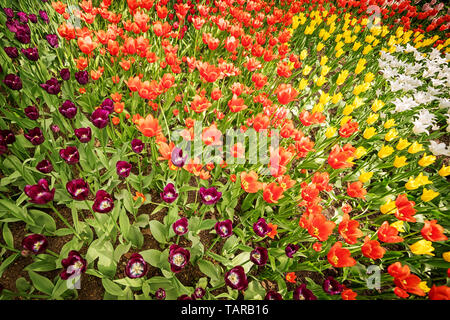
[319,92,330,105]
[371,99,384,112]
[421,188,439,202]
[391,221,405,232]
[366,113,379,125]
[359,170,373,183]
[336,70,349,86]
[410,240,435,256]
[381,198,396,214]
[384,119,396,129]
[352,41,362,51]
[378,145,394,159]
[408,141,424,154]
[355,58,367,74]
[443,252,450,262]
[438,164,450,177]
[415,172,432,186]
[321,65,331,76]
[405,176,420,190]
[396,138,411,150]
[302,65,312,76]
[393,156,408,168]
[419,282,431,294]
[300,49,308,60]
[418,153,436,167]
[363,44,373,54]
[363,127,377,139]
[315,75,326,87]
[317,42,325,51]
[332,92,343,104]
[325,127,337,138]
[384,128,398,142]
[299,78,308,91]
[343,104,355,116]
[340,116,352,126]
[355,146,367,159]
[364,72,375,84]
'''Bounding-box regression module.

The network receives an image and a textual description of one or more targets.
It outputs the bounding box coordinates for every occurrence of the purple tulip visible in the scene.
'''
[323,276,343,295]
[75,71,89,85]
[155,288,166,300]
[15,28,31,44]
[60,68,70,81]
[90,108,109,129]
[17,12,28,23]
[214,219,233,238]
[4,8,14,18]
[51,125,60,133]
[22,234,48,254]
[131,138,144,153]
[24,106,39,120]
[168,244,190,273]
[4,47,19,59]
[253,218,271,237]
[285,244,300,258]
[172,217,188,236]
[160,183,178,203]
[193,287,206,299]
[24,179,55,204]
[60,251,87,280]
[40,78,60,95]
[45,34,58,48]
[3,74,22,90]
[101,98,114,114]
[293,284,317,300]
[39,10,49,23]
[250,247,268,266]
[66,179,90,201]
[265,291,283,300]
[225,266,248,291]
[116,161,132,178]
[0,130,15,145]
[24,127,44,145]
[198,187,221,205]
[59,100,77,119]
[74,127,91,143]
[178,294,194,300]
[125,253,148,279]
[92,190,114,213]
[171,147,187,167]
[59,146,79,165]
[36,159,53,173]
[6,19,19,33]
[28,14,37,23]
[21,47,39,61]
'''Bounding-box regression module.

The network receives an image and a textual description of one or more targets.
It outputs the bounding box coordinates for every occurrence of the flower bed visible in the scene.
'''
[0,0,449,300]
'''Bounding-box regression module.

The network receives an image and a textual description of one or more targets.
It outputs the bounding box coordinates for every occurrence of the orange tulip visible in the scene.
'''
[136,114,161,137]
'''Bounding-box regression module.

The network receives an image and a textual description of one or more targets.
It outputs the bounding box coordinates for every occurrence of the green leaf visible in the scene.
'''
[2,223,14,248]
[28,270,54,295]
[198,259,220,281]
[51,278,68,299]
[140,249,161,267]
[149,220,167,244]
[0,253,19,278]
[102,278,124,297]
[113,243,132,262]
